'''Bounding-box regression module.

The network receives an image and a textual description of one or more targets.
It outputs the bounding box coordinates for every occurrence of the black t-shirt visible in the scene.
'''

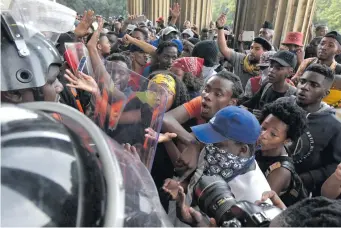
[242,83,286,110]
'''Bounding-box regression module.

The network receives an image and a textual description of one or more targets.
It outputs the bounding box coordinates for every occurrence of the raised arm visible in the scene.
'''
[216,14,234,61]
[123,34,157,55]
[162,105,196,145]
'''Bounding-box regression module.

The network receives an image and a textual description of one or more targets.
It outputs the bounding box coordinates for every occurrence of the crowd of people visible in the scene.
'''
[2,1,341,227]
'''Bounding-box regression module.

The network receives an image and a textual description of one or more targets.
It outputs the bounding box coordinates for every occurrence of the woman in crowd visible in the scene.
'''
[170,57,205,98]
[256,99,307,206]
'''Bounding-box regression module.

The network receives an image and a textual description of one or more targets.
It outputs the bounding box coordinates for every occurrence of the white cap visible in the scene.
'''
[181,29,194,38]
[161,26,178,36]
[127,24,137,32]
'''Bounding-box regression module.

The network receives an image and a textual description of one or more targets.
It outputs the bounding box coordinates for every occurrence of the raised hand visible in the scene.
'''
[74,10,95,38]
[216,14,226,28]
[122,34,134,45]
[87,17,104,50]
[162,178,181,200]
[64,69,98,93]
[170,2,181,18]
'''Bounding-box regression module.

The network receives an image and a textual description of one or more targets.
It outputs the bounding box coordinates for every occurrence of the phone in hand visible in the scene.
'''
[222,7,229,15]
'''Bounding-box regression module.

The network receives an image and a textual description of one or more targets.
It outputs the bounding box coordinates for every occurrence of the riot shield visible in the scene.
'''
[91,61,168,171]
[15,102,173,227]
[62,43,168,170]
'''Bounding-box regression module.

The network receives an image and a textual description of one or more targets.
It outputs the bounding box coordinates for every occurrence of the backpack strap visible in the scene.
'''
[260,83,272,101]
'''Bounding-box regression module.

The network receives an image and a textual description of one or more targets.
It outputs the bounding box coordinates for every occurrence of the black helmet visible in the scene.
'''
[1,11,62,92]
[1,102,172,227]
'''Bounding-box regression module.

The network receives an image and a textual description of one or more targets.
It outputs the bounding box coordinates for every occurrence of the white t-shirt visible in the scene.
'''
[228,162,272,204]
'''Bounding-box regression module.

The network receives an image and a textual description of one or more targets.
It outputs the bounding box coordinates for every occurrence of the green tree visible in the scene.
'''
[57,0,127,18]
[212,0,236,27]
[313,0,341,32]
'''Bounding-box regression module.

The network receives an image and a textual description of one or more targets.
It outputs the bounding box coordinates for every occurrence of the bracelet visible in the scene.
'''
[217,26,224,30]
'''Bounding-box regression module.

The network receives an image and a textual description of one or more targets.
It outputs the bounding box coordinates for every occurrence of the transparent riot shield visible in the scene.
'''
[62,43,168,170]
[91,61,169,171]
[15,102,173,227]
[64,42,94,76]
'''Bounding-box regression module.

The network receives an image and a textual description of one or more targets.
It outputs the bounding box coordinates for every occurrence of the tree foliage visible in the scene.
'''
[314,0,341,32]
[57,0,127,18]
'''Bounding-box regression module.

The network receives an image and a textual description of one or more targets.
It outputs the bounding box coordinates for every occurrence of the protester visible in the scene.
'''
[106,53,134,97]
[305,36,323,58]
[259,21,275,47]
[129,44,149,75]
[191,40,221,78]
[216,14,272,87]
[241,51,297,119]
[280,32,305,66]
[280,64,341,197]
[131,27,149,41]
[200,28,209,41]
[164,106,272,227]
[86,33,111,60]
[181,29,194,40]
[183,20,191,30]
[292,31,341,111]
[315,25,329,37]
[256,99,308,206]
[242,51,276,99]
[162,71,244,178]
[170,57,205,98]
[156,16,166,33]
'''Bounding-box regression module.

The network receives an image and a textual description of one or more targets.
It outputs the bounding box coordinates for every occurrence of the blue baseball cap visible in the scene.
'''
[171,39,184,53]
[191,106,261,144]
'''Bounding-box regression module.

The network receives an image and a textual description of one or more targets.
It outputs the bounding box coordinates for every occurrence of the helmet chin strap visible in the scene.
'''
[32,87,45,101]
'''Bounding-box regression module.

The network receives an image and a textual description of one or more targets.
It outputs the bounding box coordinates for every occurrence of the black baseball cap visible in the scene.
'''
[270,50,297,69]
[324,31,341,45]
[253,37,272,51]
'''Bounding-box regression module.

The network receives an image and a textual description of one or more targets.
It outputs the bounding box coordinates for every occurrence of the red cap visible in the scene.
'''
[282,32,304,46]
[156,16,164,22]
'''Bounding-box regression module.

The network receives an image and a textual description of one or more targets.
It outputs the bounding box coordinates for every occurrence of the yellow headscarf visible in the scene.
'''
[149,74,176,95]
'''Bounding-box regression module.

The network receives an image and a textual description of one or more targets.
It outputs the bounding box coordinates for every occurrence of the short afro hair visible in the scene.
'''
[106,53,132,70]
[155,41,179,56]
[132,28,149,41]
[260,98,307,142]
[271,197,341,227]
[304,63,335,83]
[214,71,244,99]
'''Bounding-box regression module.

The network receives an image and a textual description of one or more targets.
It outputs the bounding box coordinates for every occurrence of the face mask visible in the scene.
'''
[203,144,255,181]
[260,67,270,84]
